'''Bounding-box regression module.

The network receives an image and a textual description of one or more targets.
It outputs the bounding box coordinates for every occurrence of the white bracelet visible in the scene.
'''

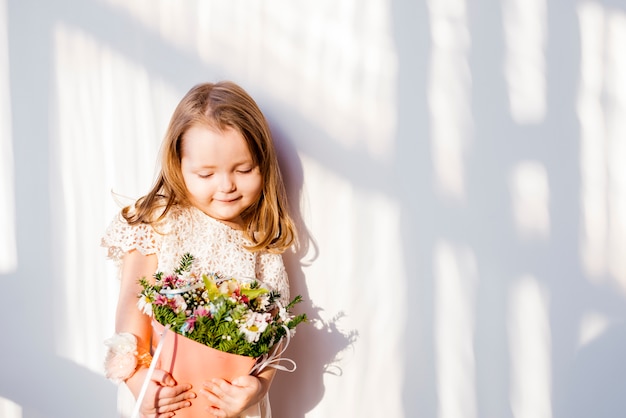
[104,332,152,383]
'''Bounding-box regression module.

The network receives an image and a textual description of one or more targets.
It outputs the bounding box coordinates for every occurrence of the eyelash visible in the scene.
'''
[197,169,252,178]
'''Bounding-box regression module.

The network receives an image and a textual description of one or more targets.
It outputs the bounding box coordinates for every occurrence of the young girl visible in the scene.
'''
[102,81,297,418]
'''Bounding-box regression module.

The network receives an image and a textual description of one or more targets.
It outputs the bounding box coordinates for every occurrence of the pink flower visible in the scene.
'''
[194,306,210,318]
[153,293,168,306]
[171,295,187,314]
[181,317,196,334]
[162,275,178,288]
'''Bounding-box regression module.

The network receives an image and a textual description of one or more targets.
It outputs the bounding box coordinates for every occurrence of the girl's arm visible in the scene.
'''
[116,249,157,358]
[116,249,196,417]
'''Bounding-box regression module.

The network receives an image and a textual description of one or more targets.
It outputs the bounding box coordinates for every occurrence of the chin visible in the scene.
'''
[213,212,244,226]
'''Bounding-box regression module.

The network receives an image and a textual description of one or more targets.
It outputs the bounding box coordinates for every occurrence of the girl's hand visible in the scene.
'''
[201,375,264,418]
[128,368,196,418]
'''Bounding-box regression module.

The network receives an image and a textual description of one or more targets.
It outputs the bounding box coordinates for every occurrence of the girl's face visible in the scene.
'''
[180,124,262,229]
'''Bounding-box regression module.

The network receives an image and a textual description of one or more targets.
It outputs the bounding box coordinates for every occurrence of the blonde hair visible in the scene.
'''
[123,81,296,253]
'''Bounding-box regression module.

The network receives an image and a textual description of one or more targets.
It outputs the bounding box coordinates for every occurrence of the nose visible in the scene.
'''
[217,172,236,192]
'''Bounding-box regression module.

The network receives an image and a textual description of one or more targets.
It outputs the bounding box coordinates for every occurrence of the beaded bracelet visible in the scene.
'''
[104,332,153,383]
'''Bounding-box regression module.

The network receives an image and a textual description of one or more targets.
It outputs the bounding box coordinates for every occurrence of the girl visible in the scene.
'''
[102,81,297,418]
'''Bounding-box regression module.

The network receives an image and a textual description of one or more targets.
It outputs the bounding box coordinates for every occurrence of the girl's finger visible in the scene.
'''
[150,369,176,386]
[154,385,195,407]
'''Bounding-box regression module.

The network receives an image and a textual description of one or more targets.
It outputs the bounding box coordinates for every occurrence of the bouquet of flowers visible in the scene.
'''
[132,253,306,418]
[137,253,307,359]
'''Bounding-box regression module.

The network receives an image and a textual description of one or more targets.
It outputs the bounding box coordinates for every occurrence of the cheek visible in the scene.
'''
[243,175,263,196]
[183,176,209,199]
[181,174,195,194]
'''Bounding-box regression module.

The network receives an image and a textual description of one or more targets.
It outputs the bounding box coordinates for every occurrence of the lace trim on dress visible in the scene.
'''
[101,206,289,303]
[101,215,160,271]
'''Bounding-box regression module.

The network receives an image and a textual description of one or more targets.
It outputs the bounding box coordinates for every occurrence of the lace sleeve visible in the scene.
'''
[101,213,161,268]
[257,253,290,305]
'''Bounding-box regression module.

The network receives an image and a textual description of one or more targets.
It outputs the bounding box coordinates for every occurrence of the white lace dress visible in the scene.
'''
[102,204,289,418]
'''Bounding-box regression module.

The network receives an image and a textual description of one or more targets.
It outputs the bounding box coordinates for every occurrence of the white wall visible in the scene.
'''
[1,0,625,417]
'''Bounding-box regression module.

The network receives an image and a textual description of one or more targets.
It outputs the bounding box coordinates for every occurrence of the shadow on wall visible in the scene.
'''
[0,1,116,414]
[391,0,626,417]
[268,121,359,418]
[562,321,626,418]
[0,7,117,415]
[390,0,435,416]
[0,346,116,418]
[2,0,358,416]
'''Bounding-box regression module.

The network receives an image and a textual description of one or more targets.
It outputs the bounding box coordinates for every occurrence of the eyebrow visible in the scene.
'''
[192,161,255,170]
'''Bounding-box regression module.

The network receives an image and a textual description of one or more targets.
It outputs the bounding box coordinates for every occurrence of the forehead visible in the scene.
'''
[181,124,253,164]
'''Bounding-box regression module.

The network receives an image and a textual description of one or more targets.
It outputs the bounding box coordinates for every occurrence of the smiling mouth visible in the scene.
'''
[215,197,240,203]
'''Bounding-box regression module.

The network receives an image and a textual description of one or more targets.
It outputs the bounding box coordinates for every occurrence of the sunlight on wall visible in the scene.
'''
[434,240,478,418]
[509,161,550,240]
[578,2,607,281]
[605,10,626,292]
[508,275,552,418]
[48,3,399,416]
[577,3,626,294]
[0,0,17,275]
[300,155,406,417]
[0,398,21,418]
[578,310,609,348]
[51,22,178,374]
[200,0,398,161]
[105,0,398,162]
[502,0,547,124]
[428,0,472,202]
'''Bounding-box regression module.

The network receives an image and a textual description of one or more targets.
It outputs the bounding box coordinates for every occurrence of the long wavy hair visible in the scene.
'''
[123,81,296,253]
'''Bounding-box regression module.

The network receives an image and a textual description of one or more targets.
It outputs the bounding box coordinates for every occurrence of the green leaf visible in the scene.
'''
[241,287,268,300]
[202,274,221,300]
[175,253,194,275]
